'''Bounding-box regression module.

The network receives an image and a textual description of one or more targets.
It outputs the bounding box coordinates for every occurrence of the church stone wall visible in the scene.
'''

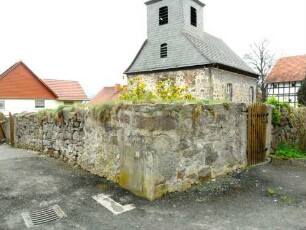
[128,67,257,103]
[212,69,257,103]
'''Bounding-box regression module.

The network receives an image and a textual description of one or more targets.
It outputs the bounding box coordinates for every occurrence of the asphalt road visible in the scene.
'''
[0,144,306,230]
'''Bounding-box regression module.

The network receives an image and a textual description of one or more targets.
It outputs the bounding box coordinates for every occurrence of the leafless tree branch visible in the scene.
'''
[243,39,275,102]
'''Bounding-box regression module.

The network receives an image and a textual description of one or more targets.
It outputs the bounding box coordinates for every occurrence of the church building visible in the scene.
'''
[125,0,258,103]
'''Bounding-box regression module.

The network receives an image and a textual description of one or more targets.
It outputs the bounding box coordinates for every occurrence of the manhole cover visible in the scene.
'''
[21,205,67,228]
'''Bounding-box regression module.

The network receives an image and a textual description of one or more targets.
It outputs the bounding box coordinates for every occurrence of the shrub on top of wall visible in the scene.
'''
[266,97,290,126]
[297,78,306,106]
[120,76,195,104]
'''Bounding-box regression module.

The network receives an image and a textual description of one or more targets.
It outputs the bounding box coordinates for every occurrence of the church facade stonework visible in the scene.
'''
[129,68,257,103]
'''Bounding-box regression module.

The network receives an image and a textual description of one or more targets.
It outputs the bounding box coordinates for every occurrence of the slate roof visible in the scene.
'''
[42,79,88,101]
[266,55,306,83]
[89,84,123,105]
[125,31,257,77]
[184,32,255,74]
[145,0,205,7]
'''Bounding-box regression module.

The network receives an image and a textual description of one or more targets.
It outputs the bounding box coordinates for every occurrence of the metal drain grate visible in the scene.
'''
[22,205,67,228]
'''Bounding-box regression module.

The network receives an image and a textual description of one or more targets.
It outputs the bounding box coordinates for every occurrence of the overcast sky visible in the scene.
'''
[0,0,305,98]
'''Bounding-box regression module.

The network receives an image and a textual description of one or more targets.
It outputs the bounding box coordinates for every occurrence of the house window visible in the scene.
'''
[291,82,296,87]
[159,6,168,25]
[249,86,254,103]
[160,43,168,58]
[0,101,5,110]
[191,7,197,27]
[226,83,233,101]
[35,100,45,108]
[273,83,278,88]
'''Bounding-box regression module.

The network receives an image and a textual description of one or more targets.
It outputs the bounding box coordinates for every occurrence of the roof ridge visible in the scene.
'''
[0,61,23,80]
[42,78,78,82]
[0,61,58,98]
[279,54,306,59]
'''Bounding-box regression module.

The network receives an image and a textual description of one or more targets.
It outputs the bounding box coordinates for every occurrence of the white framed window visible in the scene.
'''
[249,86,254,103]
[35,100,45,108]
[226,83,233,101]
[0,101,5,110]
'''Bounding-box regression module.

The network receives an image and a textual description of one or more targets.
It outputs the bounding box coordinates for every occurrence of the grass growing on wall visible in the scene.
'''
[35,109,53,125]
[91,102,115,123]
[35,104,85,125]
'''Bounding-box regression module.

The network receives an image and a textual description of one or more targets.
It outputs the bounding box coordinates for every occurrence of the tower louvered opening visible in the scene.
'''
[191,7,197,27]
[159,6,168,25]
[160,43,168,58]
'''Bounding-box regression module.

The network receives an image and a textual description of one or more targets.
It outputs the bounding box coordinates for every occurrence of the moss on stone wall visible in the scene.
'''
[271,107,306,152]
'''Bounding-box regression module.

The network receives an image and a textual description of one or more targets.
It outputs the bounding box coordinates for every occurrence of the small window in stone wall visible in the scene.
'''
[249,86,254,103]
[226,83,233,101]
[35,100,45,108]
[160,43,168,58]
[191,7,197,27]
[0,101,5,110]
[159,6,168,25]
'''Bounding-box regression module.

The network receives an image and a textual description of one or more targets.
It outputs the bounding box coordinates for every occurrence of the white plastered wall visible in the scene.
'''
[0,99,63,115]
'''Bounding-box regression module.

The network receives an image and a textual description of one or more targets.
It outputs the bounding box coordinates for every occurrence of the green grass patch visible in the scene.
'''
[275,142,306,159]
[267,188,276,196]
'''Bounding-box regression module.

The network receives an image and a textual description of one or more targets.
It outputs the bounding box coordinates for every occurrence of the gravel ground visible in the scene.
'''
[0,144,305,230]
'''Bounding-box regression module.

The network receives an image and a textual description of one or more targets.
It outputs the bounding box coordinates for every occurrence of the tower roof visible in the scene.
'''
[145,0,205,7]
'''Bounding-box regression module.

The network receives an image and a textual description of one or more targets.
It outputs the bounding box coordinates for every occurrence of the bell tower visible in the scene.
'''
[145,0,205,39]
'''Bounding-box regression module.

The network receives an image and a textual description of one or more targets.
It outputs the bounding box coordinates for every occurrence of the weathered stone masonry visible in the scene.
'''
[129,68,257,103]
[15,103,248,200]
[271,107,306,152]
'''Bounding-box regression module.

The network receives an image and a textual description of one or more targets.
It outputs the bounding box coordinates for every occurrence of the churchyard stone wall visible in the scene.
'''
[14,103,248,200]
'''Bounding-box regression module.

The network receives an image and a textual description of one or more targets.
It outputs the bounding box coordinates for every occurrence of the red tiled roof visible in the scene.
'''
[89,84,122,105]
[42,79,88,101]
[266,55,306,83]
[0,61,57,99]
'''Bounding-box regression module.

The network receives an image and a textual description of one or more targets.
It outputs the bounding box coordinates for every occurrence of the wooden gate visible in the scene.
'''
[9,112,15,146]
[0,112,6,143]
[247,103,268,165]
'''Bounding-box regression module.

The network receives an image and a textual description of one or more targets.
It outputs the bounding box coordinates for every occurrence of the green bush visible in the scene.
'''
[119,76,195,103]
[266,97,290,126]
[298,78,306,106]
[275,142,306,159]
